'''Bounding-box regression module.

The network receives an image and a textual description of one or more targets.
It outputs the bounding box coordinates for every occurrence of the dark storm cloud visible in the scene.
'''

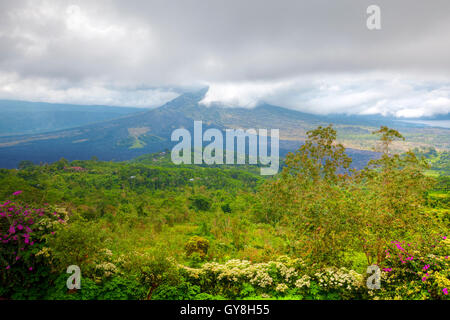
[0,0,449,115]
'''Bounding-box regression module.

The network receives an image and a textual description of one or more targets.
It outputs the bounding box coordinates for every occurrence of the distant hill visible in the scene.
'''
[0,100,143,136]
[0,89,448,169]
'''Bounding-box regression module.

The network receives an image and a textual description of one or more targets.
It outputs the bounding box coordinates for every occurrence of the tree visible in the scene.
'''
[18,160,35,170]
[353,127,435,265]
[55,158,69,170]
[259,125,354,265]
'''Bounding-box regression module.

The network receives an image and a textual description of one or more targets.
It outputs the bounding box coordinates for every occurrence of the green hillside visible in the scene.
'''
[1,126,448,300]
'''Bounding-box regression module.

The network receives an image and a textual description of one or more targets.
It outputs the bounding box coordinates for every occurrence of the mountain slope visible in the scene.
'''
[0,100,143,136]
[0,89,448,169]
[0,90,224,168]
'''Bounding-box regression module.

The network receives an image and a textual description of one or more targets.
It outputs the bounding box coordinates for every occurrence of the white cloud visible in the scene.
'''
[0,1,449,116]
[0,72,179,107]
[201,74,450,117]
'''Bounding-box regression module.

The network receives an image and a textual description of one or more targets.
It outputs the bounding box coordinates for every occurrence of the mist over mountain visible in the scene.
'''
[0,100,143,136]
[0,89,448,169]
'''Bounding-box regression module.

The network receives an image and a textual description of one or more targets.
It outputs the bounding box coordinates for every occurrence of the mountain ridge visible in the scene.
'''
[0,89,448,168]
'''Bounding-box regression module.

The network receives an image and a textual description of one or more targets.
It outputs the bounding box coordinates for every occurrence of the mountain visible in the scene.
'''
[0,100,143,136]
[0,89,448,169]
[0,90,216,168]
[406,113,450,121]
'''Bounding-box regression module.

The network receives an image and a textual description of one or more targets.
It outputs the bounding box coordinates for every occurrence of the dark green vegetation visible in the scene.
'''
[1,126,448,300]
[0,100,142,137]
[0,89,448,168]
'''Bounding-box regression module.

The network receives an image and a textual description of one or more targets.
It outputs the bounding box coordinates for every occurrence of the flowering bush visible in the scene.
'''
[0,191,66,298]
[180,256,365,299]
[371,237,449,300]
[311,268,364,299]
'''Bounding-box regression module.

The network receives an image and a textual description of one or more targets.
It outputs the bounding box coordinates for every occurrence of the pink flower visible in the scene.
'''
[443,288,448,295]
[12,191,23,196]
[28,267,33,271]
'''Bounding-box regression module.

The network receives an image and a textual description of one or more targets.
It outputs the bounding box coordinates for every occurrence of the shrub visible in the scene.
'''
[46,219,108,277]
[371,236,449,300]
[181,257,365,299]
[189,195,212,211]
[0,191,64,298]
[152,280,200,300]
[45,273,146,300]
[126,249,181,299]
[185,236,210,259]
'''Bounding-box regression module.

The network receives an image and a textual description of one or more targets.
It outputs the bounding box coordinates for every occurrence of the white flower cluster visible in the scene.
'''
[182,259,275,288]
[275,283,289,292]
[295,275,311,289]
[314,268,363,291]
[94,248,124,278]
[182,257,364,295]
[36,206,69,231]
[248,265,274,288]
[95,261,117,278]
[274,261,298,282]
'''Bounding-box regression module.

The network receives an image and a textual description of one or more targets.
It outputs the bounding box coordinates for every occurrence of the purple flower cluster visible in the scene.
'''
[389,240,415,264]
[385,238,449,297]
[1,191,64,271]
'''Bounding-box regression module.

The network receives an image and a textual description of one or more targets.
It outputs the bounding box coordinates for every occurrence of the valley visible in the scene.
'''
[0,89,448,169]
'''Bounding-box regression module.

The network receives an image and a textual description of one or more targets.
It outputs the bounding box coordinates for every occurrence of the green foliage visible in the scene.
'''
[221,202,232,213]
[353,128,436,265]
[371,237,450,300]
[189,195,212,211]
[0,193,63,298]
[259,125,355,265]
[180,257,365,300]
[47,219,108,276]
[152,280,200,300]
[18,160,35,170]
[136,250,182,299]
[260,125,444,271]
[185,236,210,260]
[0,125,447,300]
[45,273,146,300]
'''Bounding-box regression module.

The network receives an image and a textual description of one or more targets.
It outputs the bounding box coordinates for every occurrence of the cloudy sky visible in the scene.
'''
[0,0,449,117]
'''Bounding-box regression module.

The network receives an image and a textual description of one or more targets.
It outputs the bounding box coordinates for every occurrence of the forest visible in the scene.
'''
[0,125,448,300]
